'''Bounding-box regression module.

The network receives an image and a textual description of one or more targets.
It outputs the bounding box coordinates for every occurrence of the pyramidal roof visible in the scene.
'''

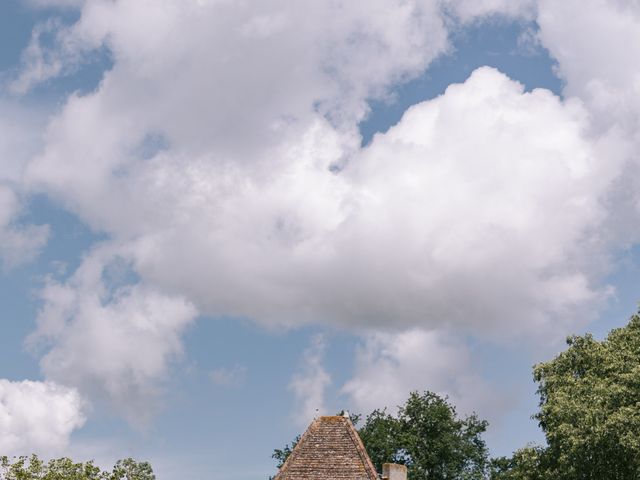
[275,415,379,480]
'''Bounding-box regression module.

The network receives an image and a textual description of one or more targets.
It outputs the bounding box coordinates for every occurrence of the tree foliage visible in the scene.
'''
[272,435,300,470]
[489,446,547,480]
[359,392,489,480]
[273,391,489,480]
[531,311,640,479]
[493,310,640,479]
[0,456,155,480]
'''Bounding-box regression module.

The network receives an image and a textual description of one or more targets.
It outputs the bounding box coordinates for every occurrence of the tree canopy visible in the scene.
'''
[535,311,640,479]
[359,392,489,480]
[273,391,490,480]
[493,310,640,479]
[0,456,155,480]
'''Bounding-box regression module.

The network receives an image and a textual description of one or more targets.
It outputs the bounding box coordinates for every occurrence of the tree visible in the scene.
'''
[489,446,547,480]
[272,435,300,470]
[492,310,640,480]
[272,391,490,480]
[109,458,155,480]
[530,311,640,480]
[0,455,155,480]
[359,392,489,480]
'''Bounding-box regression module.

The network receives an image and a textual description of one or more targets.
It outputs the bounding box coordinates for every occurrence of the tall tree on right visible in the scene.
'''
[535,310,640,479]
[493,310,640,479]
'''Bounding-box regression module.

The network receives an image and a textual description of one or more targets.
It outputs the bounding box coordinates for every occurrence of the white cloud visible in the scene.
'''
[289,334,331,427]
[0,100,45,183]
[27,66,619,341]
[331,67,618,338]
[9,0,640,427]
[136,67,615,339]
[445,0,536,22]
[537,0,640,131]
[0,379,86,456]
[27,247,198,425]
[535,0,640,244]
[13,0,450,126]
[342,329,501,419]
[0,101,49,268]
[0,185,49,269]
[9,20,67,95]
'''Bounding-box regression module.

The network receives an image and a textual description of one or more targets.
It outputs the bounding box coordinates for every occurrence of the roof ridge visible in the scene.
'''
[274,415,379,480]
[273,417,319,480]
[342,416,379,480]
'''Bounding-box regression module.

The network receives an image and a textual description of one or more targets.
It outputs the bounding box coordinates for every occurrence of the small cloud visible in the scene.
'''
[50,260,69,277]
[0,185,49,269]
[516,26,543,56]
[289,334,331,427]
[210,364,248,388]
[29,248,199,428]
[342,329,512,423]
[0,379,86,456]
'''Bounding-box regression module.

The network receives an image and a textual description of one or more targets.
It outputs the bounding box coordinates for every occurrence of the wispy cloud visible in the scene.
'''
[289,334,331,427]
[210,365,248,388]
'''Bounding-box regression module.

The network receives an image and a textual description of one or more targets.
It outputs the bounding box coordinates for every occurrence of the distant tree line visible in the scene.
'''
[0,456,154,480]
[273,310,640,480]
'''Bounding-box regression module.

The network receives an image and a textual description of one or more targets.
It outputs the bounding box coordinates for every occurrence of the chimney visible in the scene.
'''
[382,463,407,480]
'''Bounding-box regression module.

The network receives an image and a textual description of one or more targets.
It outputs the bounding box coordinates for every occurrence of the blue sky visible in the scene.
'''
[1,1,639,479]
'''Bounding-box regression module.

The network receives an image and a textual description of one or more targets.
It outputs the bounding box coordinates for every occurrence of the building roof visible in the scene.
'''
[275,415,379,480]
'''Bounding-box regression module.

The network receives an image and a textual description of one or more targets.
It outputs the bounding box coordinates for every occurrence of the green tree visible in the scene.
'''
[273,391,490,480]
[492,310,640,480]
[489,446,546,480]
[108,459,155,480]
[0,456,155,480]
[359,392,489,480]
[531,311,640,480]
[272,435,300,470]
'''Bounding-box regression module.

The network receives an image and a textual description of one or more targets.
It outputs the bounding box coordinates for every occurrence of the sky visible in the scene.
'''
[0,1,639,479]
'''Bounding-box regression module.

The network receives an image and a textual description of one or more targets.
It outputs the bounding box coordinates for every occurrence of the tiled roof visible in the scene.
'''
[275,416,379,480]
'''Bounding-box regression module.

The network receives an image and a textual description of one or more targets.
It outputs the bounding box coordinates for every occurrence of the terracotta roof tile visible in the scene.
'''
[275,416,379,480]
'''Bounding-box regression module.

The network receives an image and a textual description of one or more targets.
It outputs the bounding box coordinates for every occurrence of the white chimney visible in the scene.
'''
[382,463,407,480]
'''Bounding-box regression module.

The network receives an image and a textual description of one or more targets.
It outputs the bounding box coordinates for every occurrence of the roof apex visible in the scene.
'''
[275,415,378,480]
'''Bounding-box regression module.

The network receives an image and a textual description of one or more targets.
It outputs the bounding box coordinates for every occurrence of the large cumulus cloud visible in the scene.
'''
[32,68,616,336]
[5,0,639,428]
[16,0,454,418]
